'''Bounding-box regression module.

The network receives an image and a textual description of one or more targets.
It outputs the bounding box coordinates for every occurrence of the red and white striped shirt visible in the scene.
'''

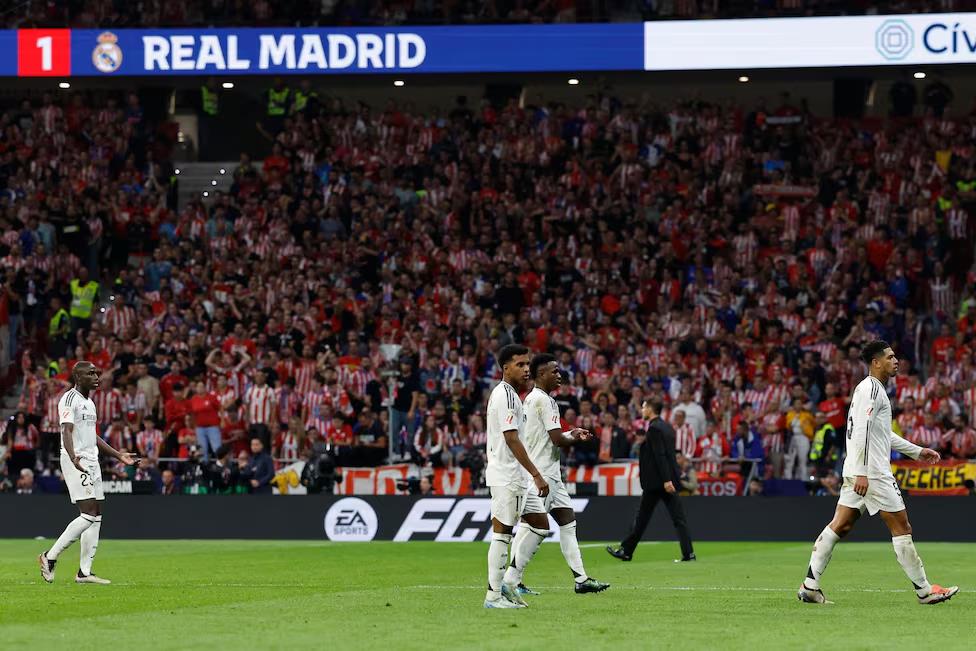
[908,425,942,449]
[930,278,955,316]
[341,366,375,398]
[947,208,968,240]
[92,388,123,427]
[104,304,136,335]
[674,422,696,458]
[136,428,165,457]
[292,359,317,395]
[244,385,277,426]
[275,387,304,425]
[42,389,66,432]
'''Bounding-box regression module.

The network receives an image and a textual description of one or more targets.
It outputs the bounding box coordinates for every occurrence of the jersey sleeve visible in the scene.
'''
[847,385,870,476]
[890,431,923,459]
[540,398,561,433]
[489,392,518,435]
[58,396,76,427]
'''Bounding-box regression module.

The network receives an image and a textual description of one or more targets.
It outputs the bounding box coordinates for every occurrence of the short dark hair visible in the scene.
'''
[861,340,891,365]
[497,344,529,369]
[643,398,664,415]
[530,353,557,378]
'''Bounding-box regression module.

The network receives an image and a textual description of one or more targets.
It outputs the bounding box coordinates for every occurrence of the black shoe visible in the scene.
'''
[575,577,610,594]
[674,554,697,563]
[606,545,632,561]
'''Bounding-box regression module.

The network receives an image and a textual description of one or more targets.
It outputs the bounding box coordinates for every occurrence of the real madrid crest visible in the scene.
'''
[92,32,123,73]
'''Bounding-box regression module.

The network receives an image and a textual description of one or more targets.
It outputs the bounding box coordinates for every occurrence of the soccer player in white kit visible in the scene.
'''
[38,362,140,585]
[484,345,550,609]
[797,341,958,605]
[503,354,609,596]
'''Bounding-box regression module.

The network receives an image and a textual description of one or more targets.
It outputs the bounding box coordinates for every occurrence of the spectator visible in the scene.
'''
[246,437,275,494]
[16,468,34,494]
[674,388,706,438]
[3,412,38,477]
[189,380,222,462]
[160,468,179,495]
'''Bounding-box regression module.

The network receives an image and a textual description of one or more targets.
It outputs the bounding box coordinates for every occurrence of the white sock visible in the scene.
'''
[486,533,512,599]
[559,521,588,583]
[46,515,96,561]
[804,525,840,590]
[79,516,102,575]
[892,534,931,596]
[504,524,548,585]
[502,526,531,585]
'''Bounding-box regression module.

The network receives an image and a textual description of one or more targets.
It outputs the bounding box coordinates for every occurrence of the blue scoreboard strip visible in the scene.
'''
[10,24,644,76]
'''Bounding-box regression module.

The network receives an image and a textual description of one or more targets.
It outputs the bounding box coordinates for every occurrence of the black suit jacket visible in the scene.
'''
[638,417,681,491]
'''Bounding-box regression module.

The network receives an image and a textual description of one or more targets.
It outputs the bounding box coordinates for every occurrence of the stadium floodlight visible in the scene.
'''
[58,82,70,89]
[568,78,580,85]
[219,168,226,175]
[738,76,750,83]
[174,168,180,175]
[913,71,926,79]
[202,191,209,197]
[222,81,234,89]
[211,180,217,186]
[393,80,405,87]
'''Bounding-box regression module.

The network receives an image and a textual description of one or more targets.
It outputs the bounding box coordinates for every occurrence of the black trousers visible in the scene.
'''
[621,489,694,559]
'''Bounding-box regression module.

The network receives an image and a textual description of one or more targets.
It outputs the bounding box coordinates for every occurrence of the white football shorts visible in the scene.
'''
[60,453,104,503]
[489,484,526,527]
[838,475,905,516]
[522,476,573,515]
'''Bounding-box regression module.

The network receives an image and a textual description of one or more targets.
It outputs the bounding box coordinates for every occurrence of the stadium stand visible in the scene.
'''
[2,65,976,497]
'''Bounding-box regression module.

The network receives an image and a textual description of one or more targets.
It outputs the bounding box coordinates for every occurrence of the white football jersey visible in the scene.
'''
[485,380,527,489]
[843,375,922,479]
[522,387,562,481]
[58,388,99,461]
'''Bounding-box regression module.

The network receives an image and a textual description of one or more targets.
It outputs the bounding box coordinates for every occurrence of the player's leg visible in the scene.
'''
[503,508,548,593]
[485,486,524,608]
[609,490,661,560]
[40,455,98,583]
[551,503,609,594]
[798,503,859,603]
[879,508,958,604]
[661,492,695,561]
[77,499,108,584]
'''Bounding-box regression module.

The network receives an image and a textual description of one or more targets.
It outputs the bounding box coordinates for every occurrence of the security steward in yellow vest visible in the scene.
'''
[69,268,99,336]
[48,296,71,358]
[809,412,840,472]
[291,80,319,117]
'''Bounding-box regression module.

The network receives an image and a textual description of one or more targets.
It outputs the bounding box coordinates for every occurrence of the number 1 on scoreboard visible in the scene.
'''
[36,35,52,70]
[17,29,71,76]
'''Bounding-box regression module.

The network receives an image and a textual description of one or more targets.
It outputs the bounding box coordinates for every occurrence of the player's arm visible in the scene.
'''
[890,431,940,463]
[502,428,549,497]
[848,386,871,495]
[96,435,141,466]
[542,401,591,447]
[60,422,87,473]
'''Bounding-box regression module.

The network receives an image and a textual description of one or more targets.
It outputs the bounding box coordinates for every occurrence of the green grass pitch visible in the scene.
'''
[1,539,972,650]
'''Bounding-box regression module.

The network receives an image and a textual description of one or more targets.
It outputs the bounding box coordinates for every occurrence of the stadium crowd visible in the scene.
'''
[3,73,976,495]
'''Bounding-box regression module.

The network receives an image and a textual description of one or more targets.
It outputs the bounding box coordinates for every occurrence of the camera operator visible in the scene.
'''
[299,435,340,494]
[206,444,245,494]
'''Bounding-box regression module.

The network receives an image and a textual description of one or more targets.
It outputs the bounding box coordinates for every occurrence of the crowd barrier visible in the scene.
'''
[3,495,974,542]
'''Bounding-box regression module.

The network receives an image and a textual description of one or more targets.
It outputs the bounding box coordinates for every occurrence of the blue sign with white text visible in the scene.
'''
[60,25,642,76]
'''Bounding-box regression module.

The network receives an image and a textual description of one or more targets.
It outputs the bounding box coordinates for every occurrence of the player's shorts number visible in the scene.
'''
[80,472,92,487]
[892,480,902,496]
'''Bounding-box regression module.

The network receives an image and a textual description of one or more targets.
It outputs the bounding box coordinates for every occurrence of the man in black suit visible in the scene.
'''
[607,398,696,562]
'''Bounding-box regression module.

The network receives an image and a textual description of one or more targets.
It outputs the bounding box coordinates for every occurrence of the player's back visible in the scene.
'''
[522,387,562,480]
[485,380,526,489]
[843,375,894,479]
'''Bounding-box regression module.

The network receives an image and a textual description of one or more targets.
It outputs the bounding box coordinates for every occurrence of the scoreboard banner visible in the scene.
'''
[4,24,641,76]
[892,460,976,496]
[8,14,976,77]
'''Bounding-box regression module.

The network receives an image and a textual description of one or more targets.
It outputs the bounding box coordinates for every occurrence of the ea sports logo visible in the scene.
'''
[876,19,914,61]
[324,497,378,541]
